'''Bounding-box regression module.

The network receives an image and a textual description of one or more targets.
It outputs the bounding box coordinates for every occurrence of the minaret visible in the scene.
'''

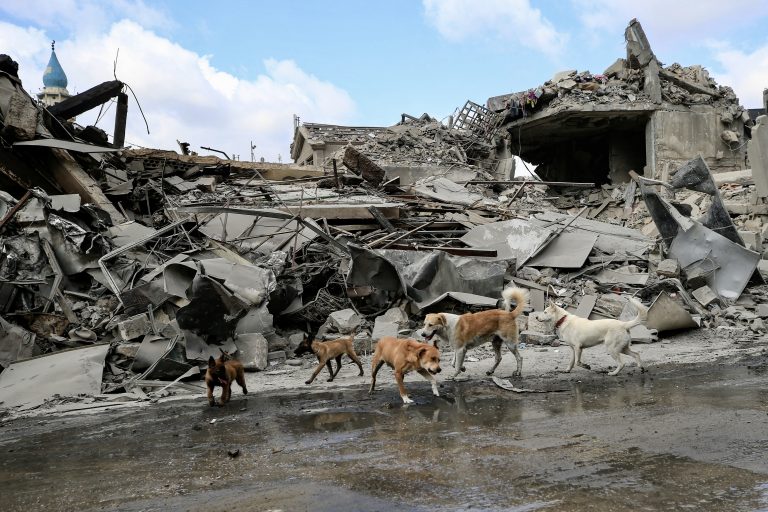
[37,41,70,107]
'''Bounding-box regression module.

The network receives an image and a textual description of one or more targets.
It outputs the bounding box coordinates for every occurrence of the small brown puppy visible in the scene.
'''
[369,336,442,404]
[293,335,364,385]
[205,350,247,407]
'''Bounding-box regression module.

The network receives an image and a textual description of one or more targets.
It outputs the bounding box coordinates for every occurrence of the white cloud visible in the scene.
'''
[0,20,356,161]
[574,0,768,44]
[0,0,173,33]
[709,43,768,109]
[422,0,568,58]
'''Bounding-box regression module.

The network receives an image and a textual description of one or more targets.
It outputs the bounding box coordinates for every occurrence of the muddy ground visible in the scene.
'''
[2,331,768,511]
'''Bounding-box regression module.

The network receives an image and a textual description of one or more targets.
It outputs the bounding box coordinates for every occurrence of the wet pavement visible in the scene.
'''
[2,356,768,512]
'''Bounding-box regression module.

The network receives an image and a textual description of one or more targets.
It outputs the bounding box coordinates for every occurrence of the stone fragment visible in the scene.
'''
[757,304,768,318]
[751,318,766,332]
[328,309,362,334]
[116,313,151,341]
[656,259,680,278]
[738,230,762,253]
[520,331,557,345]
[267,350,286,363]
[372,317,398,341]
[692,286,718,307]
[236,333,268,371]
[380,307,409,328]
[526,314,552,334]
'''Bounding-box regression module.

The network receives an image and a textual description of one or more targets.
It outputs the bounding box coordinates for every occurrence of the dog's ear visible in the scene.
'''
[417,347,427,359]
[208,356,216,368]
[437,314,446,326]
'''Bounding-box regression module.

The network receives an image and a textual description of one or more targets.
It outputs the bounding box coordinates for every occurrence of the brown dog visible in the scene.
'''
[293,335,364,385]
[421,287,528,379]
[205,350,247,406]
[369,336,442,404]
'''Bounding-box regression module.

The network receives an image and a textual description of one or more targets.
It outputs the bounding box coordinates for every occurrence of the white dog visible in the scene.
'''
[533,297,648,375]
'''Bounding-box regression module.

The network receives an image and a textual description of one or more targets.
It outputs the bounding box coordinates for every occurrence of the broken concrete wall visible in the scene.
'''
[649,108,746,180]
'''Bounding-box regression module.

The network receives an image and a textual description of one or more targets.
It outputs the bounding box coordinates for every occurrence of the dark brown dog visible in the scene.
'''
[369,336,441,404]
[293,335,364,385]
[205,350,247,406]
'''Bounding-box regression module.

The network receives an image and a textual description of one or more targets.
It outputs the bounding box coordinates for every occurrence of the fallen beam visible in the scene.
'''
[48,80,124,119]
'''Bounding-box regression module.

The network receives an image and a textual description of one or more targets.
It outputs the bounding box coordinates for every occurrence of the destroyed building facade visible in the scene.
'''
[488,19,757,186]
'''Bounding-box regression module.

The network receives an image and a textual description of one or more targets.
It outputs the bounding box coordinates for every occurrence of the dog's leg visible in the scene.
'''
[329,355,343,381]
[451,346,467,379]
[623,345,644,372]
[417,369,439,397]
[505,339,523,378]
[236,370,248,394]
[347,349,364,376]
[369,359,384,394]
[306,359,328,385]
[395,371,414,404]
[222,383,231,405]
[607,351,625,376]
[207,384,216,407]
[486,338,503,376]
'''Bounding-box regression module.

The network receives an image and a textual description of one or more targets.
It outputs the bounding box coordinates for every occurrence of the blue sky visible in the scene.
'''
[1,1,767,161]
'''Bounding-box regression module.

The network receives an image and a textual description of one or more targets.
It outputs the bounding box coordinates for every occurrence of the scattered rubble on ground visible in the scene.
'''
[1,18,767,414]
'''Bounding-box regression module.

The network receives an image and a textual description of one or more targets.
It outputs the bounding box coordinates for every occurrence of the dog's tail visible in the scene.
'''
[622,297,648,329]
[501,287,529,317]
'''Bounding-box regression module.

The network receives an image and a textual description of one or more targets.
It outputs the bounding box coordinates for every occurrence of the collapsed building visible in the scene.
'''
[0,19,767,415]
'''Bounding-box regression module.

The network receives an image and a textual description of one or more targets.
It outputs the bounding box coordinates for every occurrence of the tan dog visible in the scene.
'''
[293,335,364,385]
[421,287,529,379]
[205,350,247,406]
[532,297,647,375]
[369,337,442,404]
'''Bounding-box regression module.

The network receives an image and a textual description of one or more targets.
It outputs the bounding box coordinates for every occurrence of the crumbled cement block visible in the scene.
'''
[380,307,409,328]
[552,69,576,83]
[751,318,766,332]
[692,286,718,307]
[757,304,768,318]
[372,317,398,341]
[285,358,303,367]
[114,342,141,358]
[236,333,268,371]
[558,79,577,90]
[267,350,286,363]
[656,259,680,278]
[738,230,762,253]
[287,332,307,351]
[759,260,768,276]
[683,264,711,290]
[526,315,552,334]
[116,313,151,341]
[328,308,362,334]
[603,58,625,77]
[194,176,216,193]
[520,331,557,345]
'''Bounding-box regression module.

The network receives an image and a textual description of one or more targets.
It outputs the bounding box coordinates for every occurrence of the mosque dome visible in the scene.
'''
[42,44,68,89]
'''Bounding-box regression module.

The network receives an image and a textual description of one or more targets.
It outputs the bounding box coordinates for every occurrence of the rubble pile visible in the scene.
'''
[326,116,495,171]
[1,15,767,414]
[492,61,743,123]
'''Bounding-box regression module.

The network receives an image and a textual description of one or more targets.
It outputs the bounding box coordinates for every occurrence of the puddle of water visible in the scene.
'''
[1,364,767,511]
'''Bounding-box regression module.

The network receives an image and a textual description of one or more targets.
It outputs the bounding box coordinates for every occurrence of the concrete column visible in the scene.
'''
[113,92,128,149]
[749,115,768,197]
